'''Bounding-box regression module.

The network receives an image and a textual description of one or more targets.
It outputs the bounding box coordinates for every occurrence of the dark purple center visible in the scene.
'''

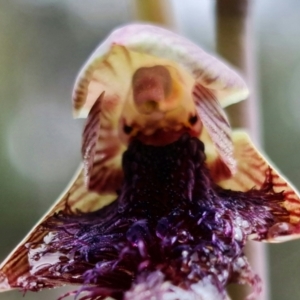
[29,134,288,299]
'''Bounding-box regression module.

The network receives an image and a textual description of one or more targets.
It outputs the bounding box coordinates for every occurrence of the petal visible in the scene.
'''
[73,24,248,118]
[217,131,300,242]
[113,24,249,106]
[82,92,124,193]
[73,44,134,118]
[0,167,115,291]
[194,83,236,178]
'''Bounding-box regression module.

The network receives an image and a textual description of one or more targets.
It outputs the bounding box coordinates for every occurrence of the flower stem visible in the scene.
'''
[131,0,175,28]
[216,1,268,300]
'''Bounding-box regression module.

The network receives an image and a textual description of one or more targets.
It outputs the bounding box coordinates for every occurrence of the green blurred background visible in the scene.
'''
[0,1,300,299]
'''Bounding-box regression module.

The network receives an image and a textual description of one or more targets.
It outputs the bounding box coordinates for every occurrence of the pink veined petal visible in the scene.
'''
[82,92,124,193]
[82,93,103,187]
[193,83,236,178]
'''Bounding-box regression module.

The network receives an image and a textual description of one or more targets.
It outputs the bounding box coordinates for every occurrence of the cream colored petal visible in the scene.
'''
[73,44,194,119]
[218,130,300,242]
[0,167,116,291]
[73,24,248,119]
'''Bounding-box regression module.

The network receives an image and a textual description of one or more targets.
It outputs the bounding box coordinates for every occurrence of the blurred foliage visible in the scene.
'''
[0,1,300,299]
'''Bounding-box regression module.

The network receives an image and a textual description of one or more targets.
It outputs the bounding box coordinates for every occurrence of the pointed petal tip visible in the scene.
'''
[220,87,249,108]
[72,107,88,119]
[267,222,300,243]
[0,272,11,292]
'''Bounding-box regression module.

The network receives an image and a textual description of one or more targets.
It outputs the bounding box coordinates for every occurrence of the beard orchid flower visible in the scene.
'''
[1,24,300,300]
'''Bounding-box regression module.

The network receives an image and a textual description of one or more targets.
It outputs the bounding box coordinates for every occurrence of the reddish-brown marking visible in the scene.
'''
[119,45,132,65]
[102,60,116,75]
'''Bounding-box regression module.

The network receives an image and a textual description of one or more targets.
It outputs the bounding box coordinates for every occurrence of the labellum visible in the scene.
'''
[1,24,300,300]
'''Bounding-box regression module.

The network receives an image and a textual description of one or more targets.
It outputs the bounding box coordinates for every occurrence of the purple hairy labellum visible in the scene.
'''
[1,24,300,300]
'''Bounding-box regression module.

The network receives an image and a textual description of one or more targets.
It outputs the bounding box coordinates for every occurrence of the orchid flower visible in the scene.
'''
[1,24,300,300]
